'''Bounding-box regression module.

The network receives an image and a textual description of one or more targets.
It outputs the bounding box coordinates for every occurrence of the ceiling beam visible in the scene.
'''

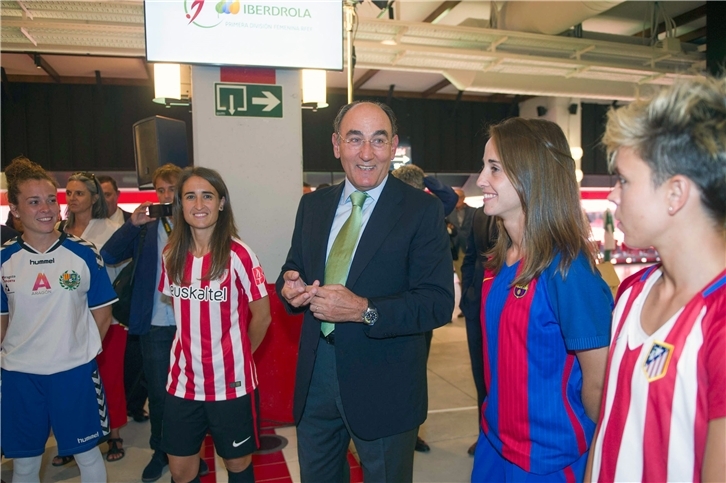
[329,87,526,104]
[422,78,451,97]
[678,26,706,43]
[423,1,461,23]
[633,4,707,39]
[354,69,380,90]
[27,53,60,83]
[5,74,151,87]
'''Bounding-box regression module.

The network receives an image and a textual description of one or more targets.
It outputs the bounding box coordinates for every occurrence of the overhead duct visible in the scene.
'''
[497,1,623,35]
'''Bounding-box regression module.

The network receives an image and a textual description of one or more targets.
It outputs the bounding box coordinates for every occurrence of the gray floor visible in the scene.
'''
[1,317,479,483]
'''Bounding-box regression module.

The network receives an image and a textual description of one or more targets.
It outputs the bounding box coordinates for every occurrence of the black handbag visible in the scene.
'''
[112,225,147,327]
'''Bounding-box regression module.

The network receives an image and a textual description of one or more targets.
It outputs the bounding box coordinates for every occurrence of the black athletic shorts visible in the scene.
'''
[161,389,260,460]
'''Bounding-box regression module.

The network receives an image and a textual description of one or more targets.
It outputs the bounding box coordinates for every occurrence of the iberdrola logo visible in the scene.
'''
[185,0,239,27]
[59,270,81,291]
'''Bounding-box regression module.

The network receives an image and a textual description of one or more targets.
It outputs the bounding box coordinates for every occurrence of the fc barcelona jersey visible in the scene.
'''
[480,252,612,475]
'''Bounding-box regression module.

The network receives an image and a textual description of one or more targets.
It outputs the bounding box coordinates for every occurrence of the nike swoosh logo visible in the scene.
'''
[232,436,251,448]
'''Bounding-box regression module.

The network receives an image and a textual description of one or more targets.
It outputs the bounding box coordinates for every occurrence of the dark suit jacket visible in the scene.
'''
[460,208,497,320]
[101,219,159,336]
[446,204,476,254]
[276,176,454,441]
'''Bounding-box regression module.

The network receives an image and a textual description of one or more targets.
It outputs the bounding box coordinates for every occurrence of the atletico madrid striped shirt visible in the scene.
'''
[159,238,268,401]
[589,266,726,482]
[480,253,612,475]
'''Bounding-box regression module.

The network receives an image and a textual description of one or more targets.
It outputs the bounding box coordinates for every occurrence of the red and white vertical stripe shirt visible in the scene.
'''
[159,238,268,401]
[590,265,726,482]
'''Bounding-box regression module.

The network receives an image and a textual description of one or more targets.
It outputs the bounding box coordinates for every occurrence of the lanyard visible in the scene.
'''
[160,217,172,235]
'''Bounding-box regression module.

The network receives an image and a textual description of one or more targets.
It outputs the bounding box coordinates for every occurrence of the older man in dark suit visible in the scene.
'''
[277,101,453,482]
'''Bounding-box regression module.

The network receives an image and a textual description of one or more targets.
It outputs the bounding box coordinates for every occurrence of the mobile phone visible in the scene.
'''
[147,203,173,218]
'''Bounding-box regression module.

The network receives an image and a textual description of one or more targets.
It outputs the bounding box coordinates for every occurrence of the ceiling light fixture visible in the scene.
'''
[153,63,190,107]
[301,69,328,110]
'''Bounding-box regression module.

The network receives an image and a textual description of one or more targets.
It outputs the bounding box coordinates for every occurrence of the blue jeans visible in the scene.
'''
[140,325,176,451]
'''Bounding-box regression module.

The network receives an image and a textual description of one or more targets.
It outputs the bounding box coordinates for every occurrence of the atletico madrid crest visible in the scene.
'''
[643,340,674,382]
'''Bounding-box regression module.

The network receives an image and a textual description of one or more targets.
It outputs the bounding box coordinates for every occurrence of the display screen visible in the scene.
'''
[144,0,343,70]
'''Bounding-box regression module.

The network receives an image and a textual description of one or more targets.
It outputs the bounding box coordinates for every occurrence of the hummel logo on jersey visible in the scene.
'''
[30,258,54,265]
[643,340,674,382]
[232,436,251,447]
[169,284,228,302]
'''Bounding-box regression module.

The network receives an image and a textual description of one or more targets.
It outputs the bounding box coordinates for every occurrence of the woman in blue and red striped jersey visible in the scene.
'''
[472,118,613,482]
[585,76,726,483]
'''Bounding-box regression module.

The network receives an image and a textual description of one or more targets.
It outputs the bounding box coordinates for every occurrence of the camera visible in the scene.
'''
[147,203,173,218]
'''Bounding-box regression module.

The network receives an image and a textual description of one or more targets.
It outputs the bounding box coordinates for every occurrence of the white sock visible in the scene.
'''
[12,455,43,483]
[74,446,107,483]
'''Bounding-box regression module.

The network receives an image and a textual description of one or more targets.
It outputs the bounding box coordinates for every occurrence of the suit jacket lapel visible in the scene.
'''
[346,177,405,288]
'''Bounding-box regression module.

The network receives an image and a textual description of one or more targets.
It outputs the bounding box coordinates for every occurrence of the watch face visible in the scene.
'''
[364,308,378,325]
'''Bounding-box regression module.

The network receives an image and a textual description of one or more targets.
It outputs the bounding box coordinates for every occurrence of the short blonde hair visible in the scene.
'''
[603,76,726,226]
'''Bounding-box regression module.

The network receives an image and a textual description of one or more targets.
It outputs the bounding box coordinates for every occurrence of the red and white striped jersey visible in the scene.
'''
[590,265,726,482]
[159,238,268,401]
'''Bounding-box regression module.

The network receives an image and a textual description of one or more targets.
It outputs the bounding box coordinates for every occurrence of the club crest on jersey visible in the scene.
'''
[59,270,81,291]
[513,283,529,298]
[253,266,265,285]
[643,340,674,382]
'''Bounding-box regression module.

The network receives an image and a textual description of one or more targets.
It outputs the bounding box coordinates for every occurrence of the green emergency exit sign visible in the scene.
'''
[215,83,283,118]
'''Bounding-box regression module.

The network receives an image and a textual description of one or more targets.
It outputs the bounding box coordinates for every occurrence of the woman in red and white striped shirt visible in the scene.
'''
[159,167,271,483]
[585,76,726,482]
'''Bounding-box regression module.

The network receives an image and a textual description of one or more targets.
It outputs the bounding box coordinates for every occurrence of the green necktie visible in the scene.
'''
[321,191,367,336]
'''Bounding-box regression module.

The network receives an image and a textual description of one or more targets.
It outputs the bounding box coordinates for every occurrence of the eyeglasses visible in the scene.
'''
[337,134,391,151]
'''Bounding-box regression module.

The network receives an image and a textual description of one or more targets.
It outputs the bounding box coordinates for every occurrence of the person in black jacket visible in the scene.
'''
[459,207,497,456]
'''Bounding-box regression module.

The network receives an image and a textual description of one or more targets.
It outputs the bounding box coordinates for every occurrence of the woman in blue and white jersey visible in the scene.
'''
[1,156,117,483]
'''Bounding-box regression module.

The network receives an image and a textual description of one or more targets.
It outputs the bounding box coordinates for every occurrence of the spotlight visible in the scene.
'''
[536,106,548,117]
[568,103,578,115]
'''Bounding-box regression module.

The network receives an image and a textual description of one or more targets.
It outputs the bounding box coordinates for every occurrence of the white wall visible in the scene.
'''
[190,66,303,279]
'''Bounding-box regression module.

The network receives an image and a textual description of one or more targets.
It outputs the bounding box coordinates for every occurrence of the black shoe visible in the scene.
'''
[129,409,150,423]
[142,451,169,483]
[415,436,430,453]
[467,442,477,456]
[198,457,209,476]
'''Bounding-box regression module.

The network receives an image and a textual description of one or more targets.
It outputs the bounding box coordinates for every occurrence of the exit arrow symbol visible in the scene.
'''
[228,95,236,115]
[252,91,280,112]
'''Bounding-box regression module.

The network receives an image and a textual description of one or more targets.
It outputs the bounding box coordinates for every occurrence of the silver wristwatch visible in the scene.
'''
[361,301,379,326]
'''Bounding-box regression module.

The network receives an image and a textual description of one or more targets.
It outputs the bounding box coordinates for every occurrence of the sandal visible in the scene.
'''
[106,438,125,462]
[51,455,75,467]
